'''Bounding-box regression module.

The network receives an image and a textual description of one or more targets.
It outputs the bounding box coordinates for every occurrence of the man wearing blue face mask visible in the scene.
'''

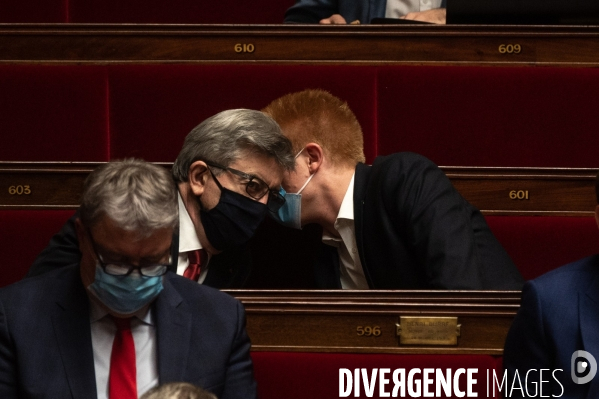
[28,109,295,288]
[0,159,257,399]
[264,89,524,290]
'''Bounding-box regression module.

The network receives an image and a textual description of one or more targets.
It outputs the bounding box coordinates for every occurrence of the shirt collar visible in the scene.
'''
[177,192,203,253]
[336,173,355,222]
[322,173,356,244]
[89,296,154,326]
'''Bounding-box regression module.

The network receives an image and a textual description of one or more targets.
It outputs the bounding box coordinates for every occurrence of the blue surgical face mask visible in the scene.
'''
[273,167,315,230]
[87,262,164,315]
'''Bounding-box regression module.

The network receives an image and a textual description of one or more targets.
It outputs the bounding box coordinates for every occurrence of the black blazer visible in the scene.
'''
[28,211,252,289]
[314,153,524,290]
[0,265,256,398]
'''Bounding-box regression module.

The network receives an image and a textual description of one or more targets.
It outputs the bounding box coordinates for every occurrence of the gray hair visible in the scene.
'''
[140,382,217,399]
[80,159,178,235]
[172,109,295,182]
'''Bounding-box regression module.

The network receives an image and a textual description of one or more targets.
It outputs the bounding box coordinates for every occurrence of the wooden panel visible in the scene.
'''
[445,167,597,216]
[1,162,595,215]
[227,290,520,354]
[3,24,599,65]
[0,163,93,209]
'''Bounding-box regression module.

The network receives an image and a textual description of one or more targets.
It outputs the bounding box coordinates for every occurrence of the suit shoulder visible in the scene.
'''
[164,273,240,307]
[529,255,599,296]
[0,265,77,294]
[372,152,437,171]
[366,152,448,198]
[369,153,442,185]
[0,265,80,313]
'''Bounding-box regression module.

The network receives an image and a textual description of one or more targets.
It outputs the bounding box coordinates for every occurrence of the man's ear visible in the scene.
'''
[595,205,599,230]
[188,161,210,197]
[304,142,324,174]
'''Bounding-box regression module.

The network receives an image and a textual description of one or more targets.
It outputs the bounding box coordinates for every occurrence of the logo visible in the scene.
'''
[571,350,597,384]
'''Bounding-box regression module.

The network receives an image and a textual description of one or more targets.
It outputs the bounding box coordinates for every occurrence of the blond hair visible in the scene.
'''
[140,382,217,399]
[263,89,365,167]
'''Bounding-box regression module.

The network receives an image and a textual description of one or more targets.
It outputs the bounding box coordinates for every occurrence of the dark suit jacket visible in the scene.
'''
[503,255,599,398]
[285,0,447,24]
[0,265,256,399]
[314,153,523,289]
[28,211,252,288]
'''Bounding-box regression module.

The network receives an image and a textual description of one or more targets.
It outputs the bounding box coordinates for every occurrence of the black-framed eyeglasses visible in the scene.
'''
[205,161,286,213]
[86,229,171,277]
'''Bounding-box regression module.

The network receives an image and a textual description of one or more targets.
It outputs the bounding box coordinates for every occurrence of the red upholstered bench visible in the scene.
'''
[0,0,66,23]
[68,0,295,23]
[107,64,379,163]
[0,0,295,23]
[4,63,599,167]
[377,65,599,168]
[486,216,599,281]
[3,64,597,288]
[0,65,109,162]
[0,210,75,287]
[251,352,504,399]
[2,64,378,162]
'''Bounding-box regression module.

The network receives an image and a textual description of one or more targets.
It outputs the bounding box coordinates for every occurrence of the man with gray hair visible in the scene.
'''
[29,109,295,288]
[0,159,257,399]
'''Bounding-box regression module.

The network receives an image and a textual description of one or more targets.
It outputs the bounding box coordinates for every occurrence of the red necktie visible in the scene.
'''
[109,316,137,399]
[183,249,206,281]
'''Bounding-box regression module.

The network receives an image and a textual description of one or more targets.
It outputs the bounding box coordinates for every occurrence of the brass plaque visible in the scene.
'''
[396,316,460,346]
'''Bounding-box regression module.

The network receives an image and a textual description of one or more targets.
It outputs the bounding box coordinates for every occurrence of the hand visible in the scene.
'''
[401,8,446,24]
[319,14,348,24]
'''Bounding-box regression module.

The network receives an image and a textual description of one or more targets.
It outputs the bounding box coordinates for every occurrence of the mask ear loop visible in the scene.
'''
[293,147,315,195]
[296,173,314,195]
[206,166,224,191]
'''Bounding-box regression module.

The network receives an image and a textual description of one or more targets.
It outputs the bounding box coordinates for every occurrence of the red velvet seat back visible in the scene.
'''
[69,0,295,24]
[377,66,599,167]
[486,216,599,281]
[0,65,109,162]
[5,63,599,167]
[0,210,74,287]
[108,65,378,163]
[0,0,66,23]
[0,0,295,23]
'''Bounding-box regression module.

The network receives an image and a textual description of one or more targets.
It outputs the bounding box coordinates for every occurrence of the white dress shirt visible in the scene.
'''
[176,193,210,284]
[89,301,158,399]
[385,0,443,17]
[321,174,369,289]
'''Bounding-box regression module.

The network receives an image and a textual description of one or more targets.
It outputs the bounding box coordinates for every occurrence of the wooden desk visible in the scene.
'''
[2,24,599,66]
[228,290,520,354]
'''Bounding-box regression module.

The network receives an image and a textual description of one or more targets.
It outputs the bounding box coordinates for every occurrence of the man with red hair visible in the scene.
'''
[264,89,523,290]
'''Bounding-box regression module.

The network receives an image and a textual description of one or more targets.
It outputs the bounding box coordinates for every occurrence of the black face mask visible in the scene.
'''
[199,185,268,252]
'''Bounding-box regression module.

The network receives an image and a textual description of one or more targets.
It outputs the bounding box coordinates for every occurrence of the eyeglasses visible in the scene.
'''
[86,230,171,277]
[205,161,286,213]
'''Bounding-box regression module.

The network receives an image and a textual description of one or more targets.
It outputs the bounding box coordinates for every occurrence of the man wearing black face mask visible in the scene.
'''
[28,109,295,288]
